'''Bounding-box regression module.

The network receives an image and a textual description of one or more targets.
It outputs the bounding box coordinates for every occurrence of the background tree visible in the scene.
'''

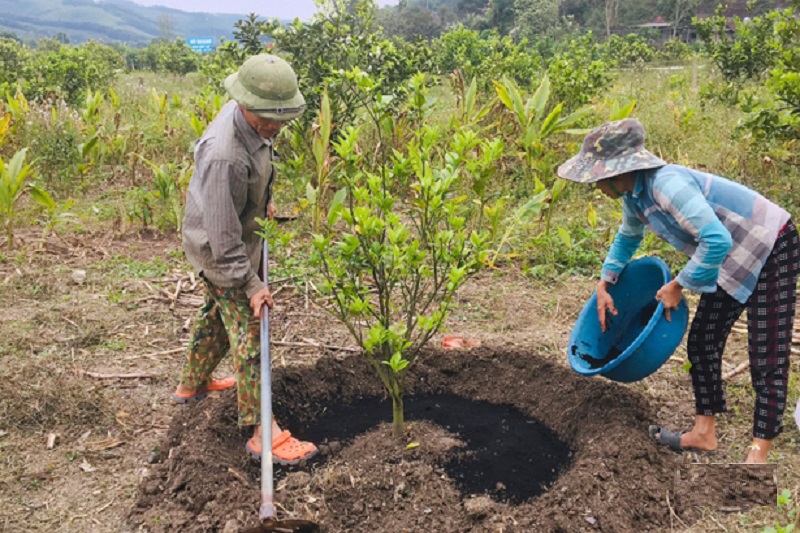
[605,0,620,37]
[659,0,700,36]
[157,13,175,41]
[513,0,562,41]
[233,13,266,55]
[485,0,516,34]
[377,4,443,39]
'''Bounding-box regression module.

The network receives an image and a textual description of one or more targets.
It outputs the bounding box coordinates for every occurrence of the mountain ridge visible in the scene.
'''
[0,0,276,44]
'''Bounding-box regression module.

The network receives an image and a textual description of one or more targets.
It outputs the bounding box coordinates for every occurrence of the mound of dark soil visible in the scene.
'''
[130,348,758,532]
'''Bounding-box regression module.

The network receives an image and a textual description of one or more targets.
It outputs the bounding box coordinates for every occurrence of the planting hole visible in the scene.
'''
[301,394,572,504]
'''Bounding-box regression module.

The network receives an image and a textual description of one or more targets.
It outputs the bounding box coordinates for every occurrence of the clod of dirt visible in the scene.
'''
[71,269,87,284]
[222,519,240,533]
[464,495,495,517]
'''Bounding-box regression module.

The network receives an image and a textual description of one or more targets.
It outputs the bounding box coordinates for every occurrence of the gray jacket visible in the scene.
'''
[182,101,274,298]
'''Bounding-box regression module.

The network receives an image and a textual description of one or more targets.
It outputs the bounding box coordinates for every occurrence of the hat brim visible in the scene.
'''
[224,72,306,121]
[557,149,667,184]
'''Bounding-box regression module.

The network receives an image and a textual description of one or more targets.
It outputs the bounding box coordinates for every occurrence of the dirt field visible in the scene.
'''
[0,228,798,532]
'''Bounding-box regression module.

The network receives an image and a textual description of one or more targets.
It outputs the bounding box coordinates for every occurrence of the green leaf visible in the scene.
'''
[551,177,567,203]
[306,182,319,204]
[327,187,347,227]
[493,80,513,112]
[557,227,573,248]
[515,190,547,220]
[80,135,99,159]
[30,186,56,210]
[405,442,420,450]
[540,103,564,137]
[587,202,598,229]
[530,75,551,123]
[610,100,637,121]
[381,351,409,374]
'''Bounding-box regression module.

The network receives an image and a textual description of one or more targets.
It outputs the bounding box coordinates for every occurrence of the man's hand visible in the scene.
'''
[250,287,274,318]
[267,200,277,221]
[596,280,617,333]
[655,279,683,322]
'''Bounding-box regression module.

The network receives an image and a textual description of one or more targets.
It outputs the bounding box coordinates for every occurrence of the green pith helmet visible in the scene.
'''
[224,54,306,121]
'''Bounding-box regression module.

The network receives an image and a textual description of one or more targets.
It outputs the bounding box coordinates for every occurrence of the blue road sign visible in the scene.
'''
[186,37,215,53]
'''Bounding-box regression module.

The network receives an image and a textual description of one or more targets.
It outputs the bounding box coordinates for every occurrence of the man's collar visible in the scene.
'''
[233,105,271,154]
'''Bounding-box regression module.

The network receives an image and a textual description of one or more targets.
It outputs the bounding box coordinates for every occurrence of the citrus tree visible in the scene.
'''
[307,72,488,438]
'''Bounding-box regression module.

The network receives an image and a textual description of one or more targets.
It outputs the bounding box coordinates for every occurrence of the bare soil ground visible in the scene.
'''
[0,228,798,532]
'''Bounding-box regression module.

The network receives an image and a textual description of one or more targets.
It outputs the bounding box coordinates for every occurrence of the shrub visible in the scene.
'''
[694,7,781,83]
[135,39,200,75]
[547,33,615,110]
[434,25,542,89]
[25,41,125,106]
[658,38,692,61]
[604,34,655,65]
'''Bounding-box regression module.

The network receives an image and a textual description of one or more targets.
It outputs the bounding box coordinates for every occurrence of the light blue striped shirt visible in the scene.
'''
[601,164,790,303]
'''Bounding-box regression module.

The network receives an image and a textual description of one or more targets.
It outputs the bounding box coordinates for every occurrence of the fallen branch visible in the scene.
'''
[169,279,182,311]
[272,340,361,353]
[75,369,160,380]
[121,347,185,360]
[227,467,252,488]
[723,361,749,381]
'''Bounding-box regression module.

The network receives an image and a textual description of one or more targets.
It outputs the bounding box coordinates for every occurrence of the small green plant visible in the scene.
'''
[0,147,38,248]
[138,156,193,232]
[29,187,76,242]
[762,488,798,533]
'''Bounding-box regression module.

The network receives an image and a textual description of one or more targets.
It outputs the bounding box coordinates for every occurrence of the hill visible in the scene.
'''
[0,0,251,44]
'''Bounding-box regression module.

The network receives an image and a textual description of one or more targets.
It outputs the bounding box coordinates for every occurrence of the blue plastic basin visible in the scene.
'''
[568,256,689,383]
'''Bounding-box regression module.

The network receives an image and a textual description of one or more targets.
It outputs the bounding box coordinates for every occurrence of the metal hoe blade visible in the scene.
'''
[242,518,320,533]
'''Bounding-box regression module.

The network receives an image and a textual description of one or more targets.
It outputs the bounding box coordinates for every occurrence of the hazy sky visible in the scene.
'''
[131,0,398,19]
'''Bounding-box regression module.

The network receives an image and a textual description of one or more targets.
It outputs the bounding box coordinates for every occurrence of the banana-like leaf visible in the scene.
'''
[465,77,477,115]
[515,189,548,220]
[30,185,56,210]
[610,100,637,121]
[493,80,513,112]
[530,76,551,125]
[7,148,31,190]
[80,135,99,159]
[555,107,594,132]
[557,227,573,249]
[551,178,568,203]
[539,103,564,137]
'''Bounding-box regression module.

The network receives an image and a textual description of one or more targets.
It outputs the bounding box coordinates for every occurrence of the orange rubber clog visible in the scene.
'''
[171,377,236,404]
[246,430,318,465]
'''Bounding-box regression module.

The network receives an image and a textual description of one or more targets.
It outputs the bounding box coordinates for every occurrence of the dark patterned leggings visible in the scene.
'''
[687,220,800,440]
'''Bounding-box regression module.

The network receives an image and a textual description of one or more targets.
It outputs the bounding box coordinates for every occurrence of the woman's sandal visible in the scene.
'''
[648,425,717,455]
[246,430,318,465]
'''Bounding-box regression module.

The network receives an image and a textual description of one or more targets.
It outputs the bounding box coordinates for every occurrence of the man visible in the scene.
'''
[171,54,317,465]
[557,118,798,463]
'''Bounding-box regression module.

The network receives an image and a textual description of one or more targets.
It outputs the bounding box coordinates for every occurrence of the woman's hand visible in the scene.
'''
[655,279,683,322]
[596,280,618,333]
[267,200,277,221]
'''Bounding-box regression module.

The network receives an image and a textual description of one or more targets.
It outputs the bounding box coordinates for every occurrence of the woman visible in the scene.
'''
[557,118,799,463]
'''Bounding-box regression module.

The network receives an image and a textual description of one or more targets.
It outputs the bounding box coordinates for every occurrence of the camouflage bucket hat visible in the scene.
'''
[224,54,306,121]
[557,118,667,184]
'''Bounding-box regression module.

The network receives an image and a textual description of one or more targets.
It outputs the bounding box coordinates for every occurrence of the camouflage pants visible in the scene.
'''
[179,280,261,426]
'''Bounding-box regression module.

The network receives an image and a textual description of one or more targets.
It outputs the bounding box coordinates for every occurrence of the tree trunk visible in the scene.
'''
[605,0,618,39]
[391,390,404,439]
